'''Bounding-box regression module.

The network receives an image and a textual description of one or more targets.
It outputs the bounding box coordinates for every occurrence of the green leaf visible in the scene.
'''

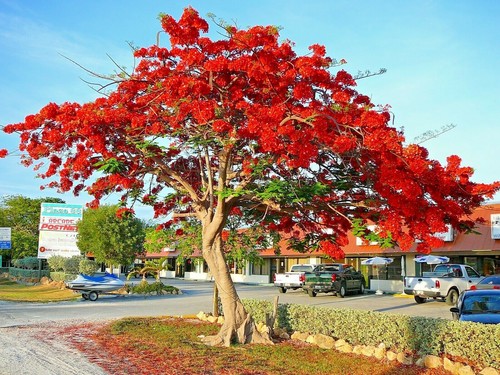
[94,158,127,173]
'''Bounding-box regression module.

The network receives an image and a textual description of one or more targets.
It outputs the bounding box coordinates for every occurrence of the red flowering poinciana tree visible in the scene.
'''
[2,8,499,345]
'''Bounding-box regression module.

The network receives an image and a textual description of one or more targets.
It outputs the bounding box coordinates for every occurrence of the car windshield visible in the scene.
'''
[290,265,313,272]
[323,265,340,272]
[462,294,500,313]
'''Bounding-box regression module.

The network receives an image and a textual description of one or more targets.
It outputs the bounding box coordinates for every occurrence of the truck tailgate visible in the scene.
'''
[412,278,438,293]
[274,273,303,285]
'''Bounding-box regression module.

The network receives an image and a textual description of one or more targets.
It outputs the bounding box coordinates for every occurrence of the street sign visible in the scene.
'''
[0,227,11,250]
[38,203,83,259]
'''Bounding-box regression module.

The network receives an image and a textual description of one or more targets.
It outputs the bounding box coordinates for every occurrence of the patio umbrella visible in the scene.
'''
[414,255,450,265]
[361,257,393,295]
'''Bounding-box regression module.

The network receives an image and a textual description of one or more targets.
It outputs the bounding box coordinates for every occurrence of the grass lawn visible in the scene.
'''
[72,317,451,375]
[0,277,77,302]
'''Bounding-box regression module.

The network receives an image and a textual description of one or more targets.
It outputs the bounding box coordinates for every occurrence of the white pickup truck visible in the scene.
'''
[273,264,318,293]
[404,264,483,305]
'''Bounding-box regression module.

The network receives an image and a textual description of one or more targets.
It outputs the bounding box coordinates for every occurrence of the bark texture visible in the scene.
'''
[201,235,273,347]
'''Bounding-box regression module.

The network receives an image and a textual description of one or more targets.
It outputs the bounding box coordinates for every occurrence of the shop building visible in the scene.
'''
[141,203,500,293]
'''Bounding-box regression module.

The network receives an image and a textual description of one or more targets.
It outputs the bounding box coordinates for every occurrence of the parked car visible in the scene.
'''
[302,263,365,298]
[404,264,483,305]
[470,274,500,290]
[273,264,317,293]
[450,289,500,324]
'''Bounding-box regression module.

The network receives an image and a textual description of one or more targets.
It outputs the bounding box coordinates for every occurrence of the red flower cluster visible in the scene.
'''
[116,207,135,219]
[2,7,499,258]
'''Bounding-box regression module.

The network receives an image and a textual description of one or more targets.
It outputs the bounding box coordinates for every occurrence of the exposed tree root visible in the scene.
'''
[200,313,274,347]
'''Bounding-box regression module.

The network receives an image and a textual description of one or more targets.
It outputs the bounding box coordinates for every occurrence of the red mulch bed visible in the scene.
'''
[46,321,456,375]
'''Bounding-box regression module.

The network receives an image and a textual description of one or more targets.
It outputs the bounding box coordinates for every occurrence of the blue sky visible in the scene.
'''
[0,0,499,220]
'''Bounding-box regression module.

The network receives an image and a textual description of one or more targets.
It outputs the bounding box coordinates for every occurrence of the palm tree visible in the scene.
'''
[126,257,171,282]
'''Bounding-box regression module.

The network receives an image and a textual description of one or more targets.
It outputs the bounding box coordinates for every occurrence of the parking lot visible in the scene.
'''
[172,279,454,320]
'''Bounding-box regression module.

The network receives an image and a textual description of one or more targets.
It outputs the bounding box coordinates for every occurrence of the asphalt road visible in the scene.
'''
[0,278,454,328]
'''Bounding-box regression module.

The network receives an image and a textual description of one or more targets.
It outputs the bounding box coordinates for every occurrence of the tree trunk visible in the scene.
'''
[212,283,219,317]
[200,237,273,347]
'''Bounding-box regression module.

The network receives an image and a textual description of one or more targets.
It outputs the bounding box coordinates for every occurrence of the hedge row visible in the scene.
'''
[8,268,50,279]
[242,299,500,369]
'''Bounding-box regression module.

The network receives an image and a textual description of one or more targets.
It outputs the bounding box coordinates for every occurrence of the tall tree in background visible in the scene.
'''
[144,216,268,271]
[76,205,145,269]
[145,217,268,317]
[2,8,499,345]
[0,195,65,259]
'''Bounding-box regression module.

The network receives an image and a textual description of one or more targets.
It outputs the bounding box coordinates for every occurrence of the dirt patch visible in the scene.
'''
[0,320,109,375]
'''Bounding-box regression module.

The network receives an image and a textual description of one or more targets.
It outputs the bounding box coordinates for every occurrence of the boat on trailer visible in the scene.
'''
[65,272,125,301]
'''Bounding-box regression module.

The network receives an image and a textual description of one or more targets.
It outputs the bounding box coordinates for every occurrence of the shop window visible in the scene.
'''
[361,258,401,280]
[250,262,266,275]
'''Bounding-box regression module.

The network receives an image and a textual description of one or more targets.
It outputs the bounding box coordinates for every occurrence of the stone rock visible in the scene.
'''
[291,331,309,342]
[305,335,315,344]
[337,343,353,353]
[255,322,265,332]
[444,358,459,374]
[352,345,364,355]
[216,316,224,325]
[361,345,375,357]
[423,355,442,369]
[386,351,397,361]
[334,339,347,348]
[374,346,386,360]
[196,311,207,320]
[415,358,425,367]
[258,325,271,334]
[273,327,289,340]
[314,334,335,350]
[49,280,65,289]
[207,315,218,323]
[396,352,413,365]
[479,367,499,375]
[457,365,476,375]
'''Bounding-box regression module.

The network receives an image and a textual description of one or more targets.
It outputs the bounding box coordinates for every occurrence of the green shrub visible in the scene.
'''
[79,259,100,275]
[63,256,82,274]
[125,281,179,295]
[47,256,66,272]
[242,299,500,370]
[48,257,99,279]
[13,257,39,270]
[8,267,50,279]
[51,272,80,282]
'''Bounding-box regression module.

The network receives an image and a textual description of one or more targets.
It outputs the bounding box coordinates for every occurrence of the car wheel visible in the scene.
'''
[339,283,347,298]
[359,283,365,295]
[88,291,99,301]
[446,289,459,305]
[279,287,287,294]
[307,289,317,297]
[414,295,426,304]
